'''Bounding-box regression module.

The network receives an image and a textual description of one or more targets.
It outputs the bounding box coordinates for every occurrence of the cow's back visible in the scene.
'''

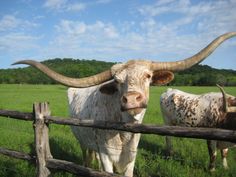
[160,88,224,127]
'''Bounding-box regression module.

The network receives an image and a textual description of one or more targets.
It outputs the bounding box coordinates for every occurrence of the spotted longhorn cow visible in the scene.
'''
[160,85,236,171]
[14,32,236,176]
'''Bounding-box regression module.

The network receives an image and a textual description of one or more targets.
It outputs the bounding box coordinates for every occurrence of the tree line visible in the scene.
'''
[0,58,236,86]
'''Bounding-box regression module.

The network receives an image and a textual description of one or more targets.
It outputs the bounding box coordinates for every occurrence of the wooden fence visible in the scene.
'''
[0,102,236,177]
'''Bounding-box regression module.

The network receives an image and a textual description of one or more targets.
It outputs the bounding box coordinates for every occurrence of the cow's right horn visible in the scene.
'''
[151,32,236,71]
[12,60,113,88]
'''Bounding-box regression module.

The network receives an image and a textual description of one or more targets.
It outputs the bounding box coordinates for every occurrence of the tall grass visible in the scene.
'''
[0,84,235,177]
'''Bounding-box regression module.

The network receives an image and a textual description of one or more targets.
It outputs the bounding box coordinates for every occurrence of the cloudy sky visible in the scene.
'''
[0,0,236,69]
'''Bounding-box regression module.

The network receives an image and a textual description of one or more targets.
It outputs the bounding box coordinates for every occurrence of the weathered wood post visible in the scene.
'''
[33,102,53,177]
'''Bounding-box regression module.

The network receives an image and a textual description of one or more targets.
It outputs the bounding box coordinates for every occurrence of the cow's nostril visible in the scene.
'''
[136,94,142,102]
[122,96,127,104]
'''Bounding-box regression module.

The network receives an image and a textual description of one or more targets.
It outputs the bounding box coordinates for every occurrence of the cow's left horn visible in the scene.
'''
[12,60,113,88]
[217,84,236,113]
[151,32,236,71]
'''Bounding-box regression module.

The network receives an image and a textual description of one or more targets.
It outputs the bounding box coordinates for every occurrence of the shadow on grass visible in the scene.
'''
[28,137,83,176]
[49,138,83,164]
[138,138,187,165]
[0,159,19,177]
[0,156,35,177]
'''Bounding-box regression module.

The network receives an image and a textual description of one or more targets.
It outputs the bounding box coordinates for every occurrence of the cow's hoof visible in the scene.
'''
[223,166,229,170]
[209,167,215,172]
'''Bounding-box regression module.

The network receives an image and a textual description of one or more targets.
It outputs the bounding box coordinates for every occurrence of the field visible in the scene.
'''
[0,84,236,177]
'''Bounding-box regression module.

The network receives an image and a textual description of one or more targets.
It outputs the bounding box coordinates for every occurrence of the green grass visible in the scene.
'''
[0,84,236,177]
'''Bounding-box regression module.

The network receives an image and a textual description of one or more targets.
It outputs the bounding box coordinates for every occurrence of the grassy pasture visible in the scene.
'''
[0,84,235,177]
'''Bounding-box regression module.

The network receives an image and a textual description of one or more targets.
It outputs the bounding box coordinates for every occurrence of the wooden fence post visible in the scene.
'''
[33,102,53,177]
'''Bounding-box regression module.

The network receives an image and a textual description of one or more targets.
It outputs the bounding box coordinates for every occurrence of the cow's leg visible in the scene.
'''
[165,136,173,156]
[82,148,100,168]
[123,160,135,177]
[82,148,103,170]
[162,114,173,156]
[87,149,96,166]
[82,147,88,166]
[95,152,102,170]
[221,148,229,169]
[207,140,217,171]
[99,152,113,173]
[82,148,93,167]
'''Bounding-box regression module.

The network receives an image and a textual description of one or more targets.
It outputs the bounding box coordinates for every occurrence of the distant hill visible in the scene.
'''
[0,58,235,86]
[172,64,236,86]
[0,58,114,85]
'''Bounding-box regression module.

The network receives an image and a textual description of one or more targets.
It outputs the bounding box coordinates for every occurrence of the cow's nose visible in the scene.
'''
[122,91,144,104]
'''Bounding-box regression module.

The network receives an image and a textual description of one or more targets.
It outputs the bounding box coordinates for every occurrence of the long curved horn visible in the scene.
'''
[151,32,236,71]
[12,60,112,88]
[217,84,236,113]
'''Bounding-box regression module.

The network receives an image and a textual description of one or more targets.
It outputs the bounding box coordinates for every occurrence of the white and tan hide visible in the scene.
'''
[160,86,236,171]
[68,61,174,176]
[13,32,236,176]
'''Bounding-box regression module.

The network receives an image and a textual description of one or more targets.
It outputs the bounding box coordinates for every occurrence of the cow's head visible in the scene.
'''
[13,32,236,117]
[99,60,174,116]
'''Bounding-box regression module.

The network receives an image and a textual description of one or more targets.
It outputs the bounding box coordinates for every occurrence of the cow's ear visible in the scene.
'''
[151,71,174,86]
[99,81,118,95]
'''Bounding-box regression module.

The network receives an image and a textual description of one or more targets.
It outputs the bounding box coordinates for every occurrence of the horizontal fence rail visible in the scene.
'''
[45,116,236,143]
[0,109,33,121]
[0,147,121,177]
[0,147,35,162]
[46,159,121,177]
[0,103,236,177]
[1,109,236,143]
[0,104,123,177]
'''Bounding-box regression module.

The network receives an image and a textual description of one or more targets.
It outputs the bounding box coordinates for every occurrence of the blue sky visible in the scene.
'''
[0,0,236,69]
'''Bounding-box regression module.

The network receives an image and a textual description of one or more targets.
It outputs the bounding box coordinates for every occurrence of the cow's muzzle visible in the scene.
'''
[121,91,147,115]
[121,106,147,116]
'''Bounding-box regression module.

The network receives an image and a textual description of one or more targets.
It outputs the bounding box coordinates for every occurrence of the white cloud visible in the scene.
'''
[0,33,41,53]
[4,0,235,67]
[0,15,39,32]
[43,0,86,12]
[155,0,176,6]
[55,20,119,39]
[136,0,236,51]
[42,20,122,60]
[138,0,236,35]
[56,20,87,35]
[140,18,156,30]
[66,3,86,12]
[138,0,214,17]
[34,15,45,20]
[0,15,20,31]
[0,32,44,68]
[21,1,235,64]
[103,25,119,38]
[138,0,189,17]
[43,0,67,10]
[0,0,235,70]
[96,0,113,4]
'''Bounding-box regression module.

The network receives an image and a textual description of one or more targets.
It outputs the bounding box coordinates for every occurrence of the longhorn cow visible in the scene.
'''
[160,85,236,171]
[14,32,236,176]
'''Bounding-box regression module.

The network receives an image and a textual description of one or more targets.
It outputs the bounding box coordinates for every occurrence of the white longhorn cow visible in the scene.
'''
[160,86,236,171]
[14,32,236,176]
